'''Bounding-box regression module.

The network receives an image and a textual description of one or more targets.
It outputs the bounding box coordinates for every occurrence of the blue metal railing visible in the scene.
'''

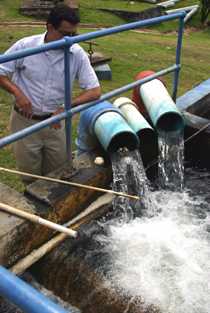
[0,13,185,311]
[0,12,185,161]
[0,266,70,313]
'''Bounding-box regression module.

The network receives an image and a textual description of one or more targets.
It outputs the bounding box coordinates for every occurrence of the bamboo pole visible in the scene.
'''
[0,202,77,238]
[10,194,113,275]
[0,167,140,201]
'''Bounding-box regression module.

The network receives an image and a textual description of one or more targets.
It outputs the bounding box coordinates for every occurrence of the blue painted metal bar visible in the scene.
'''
[0,266,70,313]
[0,38,67,64]
[69,12,186,45]
[0,13,185,66]
[0,65,178,149]
[71,65,180,115]
[64,44,72,163]
[172,14,185,101]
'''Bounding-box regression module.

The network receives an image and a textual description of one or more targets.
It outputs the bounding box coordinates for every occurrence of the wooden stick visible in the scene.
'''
[0,202,77,238]
[0,167,140,201]
[10,194,113,275]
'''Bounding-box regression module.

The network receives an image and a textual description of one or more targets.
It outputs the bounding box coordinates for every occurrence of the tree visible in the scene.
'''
[200,0,210,24]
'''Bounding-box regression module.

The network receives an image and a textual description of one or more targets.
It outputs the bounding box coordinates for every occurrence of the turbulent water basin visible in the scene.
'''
[29,163,210,313]
[1,140,210,313]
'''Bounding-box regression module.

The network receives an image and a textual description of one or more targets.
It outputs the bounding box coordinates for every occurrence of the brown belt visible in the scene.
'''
[14,106,53,121]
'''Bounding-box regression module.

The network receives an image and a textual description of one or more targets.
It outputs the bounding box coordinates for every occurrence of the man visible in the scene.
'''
[0,4,101,183]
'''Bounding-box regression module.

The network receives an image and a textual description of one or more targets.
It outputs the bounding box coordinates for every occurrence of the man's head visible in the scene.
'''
[46,4,80,42]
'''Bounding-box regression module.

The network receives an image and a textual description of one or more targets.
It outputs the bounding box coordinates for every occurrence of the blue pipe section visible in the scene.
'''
[172,14,185,101]
[0,13,185,65]
[77,101,139,152]
[64,45,72,162]
[0,66,178,149]
[0,266,70,313]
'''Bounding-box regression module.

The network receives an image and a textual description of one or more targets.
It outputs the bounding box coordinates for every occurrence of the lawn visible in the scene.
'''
[0,1,209,190]
[0,0,202,28]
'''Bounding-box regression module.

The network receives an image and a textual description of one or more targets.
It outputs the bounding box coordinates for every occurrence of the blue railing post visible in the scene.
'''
[64,38,72,164]
[172,13,185,101]
[0,266,71,313]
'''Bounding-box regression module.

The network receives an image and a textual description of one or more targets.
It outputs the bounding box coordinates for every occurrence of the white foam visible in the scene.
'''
[99,191,210,313]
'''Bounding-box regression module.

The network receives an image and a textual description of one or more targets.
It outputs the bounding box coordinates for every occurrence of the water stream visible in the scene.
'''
[100,189,210,313]
[4,130,205,313]
[158,131,184,191]
[99,132,210,313]
[110,148,154,220]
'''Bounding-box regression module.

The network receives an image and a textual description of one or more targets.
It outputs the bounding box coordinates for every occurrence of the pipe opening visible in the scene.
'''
[107,132,139,153]
[137,129,156,146]
[156,112,184,133]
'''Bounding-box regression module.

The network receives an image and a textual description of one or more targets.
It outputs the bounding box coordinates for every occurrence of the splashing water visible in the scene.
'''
[99,190,210,313]
[104,134,210,313]
[111,149,154,220]
[158,131,184,191]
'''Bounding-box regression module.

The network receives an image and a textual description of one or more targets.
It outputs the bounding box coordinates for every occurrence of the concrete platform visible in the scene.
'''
[0,154,111,267]
[177,79,210,112]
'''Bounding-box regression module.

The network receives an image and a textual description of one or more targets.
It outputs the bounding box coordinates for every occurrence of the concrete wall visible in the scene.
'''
[20,0,79,17]
[0,160,111,267]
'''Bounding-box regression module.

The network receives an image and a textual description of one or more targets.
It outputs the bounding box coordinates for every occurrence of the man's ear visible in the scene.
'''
[46,23,54,32]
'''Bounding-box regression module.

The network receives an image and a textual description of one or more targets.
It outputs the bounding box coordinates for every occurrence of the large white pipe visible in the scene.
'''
[113,97,155,143]
[139,79,184,133]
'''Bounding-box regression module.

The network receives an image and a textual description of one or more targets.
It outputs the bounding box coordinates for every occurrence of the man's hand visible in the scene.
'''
[72,87,101,107]
[15,92,32,119]
[50,107,64,130]
[50,86,101,130]
[0,75,33,118]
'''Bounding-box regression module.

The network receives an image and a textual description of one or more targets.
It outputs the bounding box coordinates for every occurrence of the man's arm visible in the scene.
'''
[0,39,33,118]
[0,75,32,118]
[72,86,101,106]
[52,47,101,129]
[51,86,101,129]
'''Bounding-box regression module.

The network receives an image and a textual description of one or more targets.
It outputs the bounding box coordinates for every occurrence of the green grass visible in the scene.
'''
[80,0,151,11]
[0,0,205,29]
[80,0,152,23]
[0,0,34,21]
[79,0,207,30]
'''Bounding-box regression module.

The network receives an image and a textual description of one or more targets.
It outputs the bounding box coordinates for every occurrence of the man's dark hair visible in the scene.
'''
[47,4,80,28]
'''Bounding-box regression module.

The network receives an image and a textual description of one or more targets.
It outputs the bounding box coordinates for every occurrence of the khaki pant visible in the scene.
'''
[10,110,67,183]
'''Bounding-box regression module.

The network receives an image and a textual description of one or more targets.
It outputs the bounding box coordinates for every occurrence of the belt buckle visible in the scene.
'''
[14,106,52,120]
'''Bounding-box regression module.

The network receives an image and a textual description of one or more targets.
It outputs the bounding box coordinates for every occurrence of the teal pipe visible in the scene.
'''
[113,97,155,144]
[77,101,139,153]
[140,79,184,133]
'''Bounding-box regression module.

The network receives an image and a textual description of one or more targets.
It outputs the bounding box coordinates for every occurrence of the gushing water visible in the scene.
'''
[99,190,210,313]
[103,139,210,313]
[110,149,154,220]
[158,131,184,191]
